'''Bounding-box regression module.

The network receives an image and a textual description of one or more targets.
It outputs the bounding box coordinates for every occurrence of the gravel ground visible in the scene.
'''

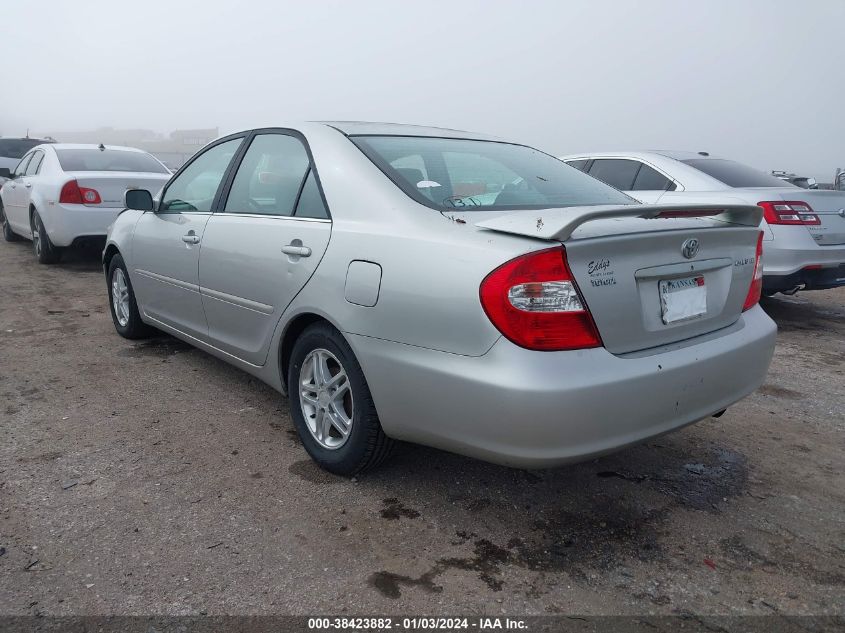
[0,239,843,617]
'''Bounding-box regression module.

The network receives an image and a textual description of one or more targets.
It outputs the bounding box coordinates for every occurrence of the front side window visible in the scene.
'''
[25,151,44,176]
[160,138,242,212]
[224,134,310,216]
[682,159,790,188]
[352,136,633,211]
[566,159,589,171]
[55,149,168,174]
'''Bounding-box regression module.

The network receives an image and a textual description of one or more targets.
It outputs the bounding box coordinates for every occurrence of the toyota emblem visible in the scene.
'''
[681,238,700,259]
[838,208,845,218]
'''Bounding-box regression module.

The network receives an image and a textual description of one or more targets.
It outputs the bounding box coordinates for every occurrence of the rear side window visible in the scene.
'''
[682,159,789,188]
[632,163,676,191]
[587,159,641,190]
[294,169,329,219]
[352,136,633,211]
[55,149,169,174]
[224,134,310,217]
[25,151,44,176]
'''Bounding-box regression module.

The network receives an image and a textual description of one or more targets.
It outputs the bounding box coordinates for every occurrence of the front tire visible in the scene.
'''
[107,253,152,339]
[30,210,61,264]
[287,322,395,475]
[1,203,21,242]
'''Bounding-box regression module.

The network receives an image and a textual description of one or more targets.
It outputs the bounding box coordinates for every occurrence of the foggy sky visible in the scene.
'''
[1,0,843,179]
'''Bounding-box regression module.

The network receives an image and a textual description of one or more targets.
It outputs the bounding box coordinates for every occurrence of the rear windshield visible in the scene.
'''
[55,149,169,173]
[682,158,792,188]
[351,136,634,211]
[0,139,49,159]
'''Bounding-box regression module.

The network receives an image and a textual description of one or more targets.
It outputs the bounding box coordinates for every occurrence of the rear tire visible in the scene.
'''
[287,322,395,475]
[1,202,21,242]
[30,210,61,264]
[107,253,152,339]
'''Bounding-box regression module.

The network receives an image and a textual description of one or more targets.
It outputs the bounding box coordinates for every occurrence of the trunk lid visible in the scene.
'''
[776,190,845,245]
[65,171,170,208]
[473,203,762,354]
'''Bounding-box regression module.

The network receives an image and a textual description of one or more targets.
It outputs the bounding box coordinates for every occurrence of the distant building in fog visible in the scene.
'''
[33,126,219,170]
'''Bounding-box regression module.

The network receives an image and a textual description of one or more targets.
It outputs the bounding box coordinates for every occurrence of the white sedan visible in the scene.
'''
[0,143,171,263]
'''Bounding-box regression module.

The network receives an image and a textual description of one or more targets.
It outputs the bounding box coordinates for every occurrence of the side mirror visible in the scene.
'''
[124,188,154,211]
[0,168,11,179]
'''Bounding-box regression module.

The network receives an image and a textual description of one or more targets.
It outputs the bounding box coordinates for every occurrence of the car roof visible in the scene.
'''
[560,150,719,162]
[319,121,502,141]
[0,137,54,143]
[47,143,150,152]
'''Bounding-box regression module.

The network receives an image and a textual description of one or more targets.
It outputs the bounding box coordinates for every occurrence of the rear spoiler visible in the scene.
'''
[475,203,763,242]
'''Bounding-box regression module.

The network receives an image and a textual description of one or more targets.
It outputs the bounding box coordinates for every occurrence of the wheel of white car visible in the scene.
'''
[288,322,395,475]
[0,202,21,242]
[30,210,61,264]
[107,253,152,340]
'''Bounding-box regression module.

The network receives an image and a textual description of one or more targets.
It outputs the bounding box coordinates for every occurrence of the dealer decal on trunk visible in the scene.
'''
[587,258,617,287]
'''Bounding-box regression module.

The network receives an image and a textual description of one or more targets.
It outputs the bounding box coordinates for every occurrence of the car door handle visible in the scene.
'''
[24,183,32,188]
[181,234,201,244]
[281,244,312,257]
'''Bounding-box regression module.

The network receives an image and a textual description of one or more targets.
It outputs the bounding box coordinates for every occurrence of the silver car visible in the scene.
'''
[104,123,776,475]
[560,151,845,294]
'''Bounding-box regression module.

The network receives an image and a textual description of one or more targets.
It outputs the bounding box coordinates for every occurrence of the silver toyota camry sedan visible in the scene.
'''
[103,123,776,475]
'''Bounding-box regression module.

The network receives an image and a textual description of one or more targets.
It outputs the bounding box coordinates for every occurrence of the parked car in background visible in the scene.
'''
[771,170,818,189]
[0,143,170,263]
[0,137,55,173]
[561,151,845,295]
[104,123,775,475]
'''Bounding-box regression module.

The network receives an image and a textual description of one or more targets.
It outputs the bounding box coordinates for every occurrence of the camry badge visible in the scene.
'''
[681,238,700,259]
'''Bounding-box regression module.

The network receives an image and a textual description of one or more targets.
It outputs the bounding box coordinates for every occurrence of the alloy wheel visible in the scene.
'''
[111,268,130,327]
[299,348,353,449]
[31,215,41,256]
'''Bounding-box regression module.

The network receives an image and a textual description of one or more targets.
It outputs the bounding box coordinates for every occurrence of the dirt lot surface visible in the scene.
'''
[0,239,843,618]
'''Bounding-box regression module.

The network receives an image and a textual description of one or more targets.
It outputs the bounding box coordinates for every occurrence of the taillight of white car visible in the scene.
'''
[742,232,764,312]
[758,201,821,226]
[480,246,602,351]
[59,180,102,205]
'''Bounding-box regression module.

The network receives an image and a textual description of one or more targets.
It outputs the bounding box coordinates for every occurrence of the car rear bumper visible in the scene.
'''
[348,305,776,468]
[39,204,122,247]
[763,263,845,292]
[763,225,845,277]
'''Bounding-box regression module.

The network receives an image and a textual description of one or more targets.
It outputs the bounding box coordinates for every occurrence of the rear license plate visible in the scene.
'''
[659,276,706,324]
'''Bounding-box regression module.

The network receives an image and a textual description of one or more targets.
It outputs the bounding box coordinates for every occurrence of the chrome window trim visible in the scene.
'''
[211,212,331,223]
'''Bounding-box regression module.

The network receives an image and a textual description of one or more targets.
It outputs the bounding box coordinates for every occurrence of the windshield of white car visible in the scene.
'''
[0,139,50,159]
[55,149,169,174]
[351,136,635,211]
[682,158,794,188]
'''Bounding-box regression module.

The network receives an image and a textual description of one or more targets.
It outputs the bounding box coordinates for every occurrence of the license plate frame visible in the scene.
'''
[659,275,707,324]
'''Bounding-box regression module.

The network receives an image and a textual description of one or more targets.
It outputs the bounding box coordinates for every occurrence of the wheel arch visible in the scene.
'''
[278,312,338,391]
[103,243,121,273]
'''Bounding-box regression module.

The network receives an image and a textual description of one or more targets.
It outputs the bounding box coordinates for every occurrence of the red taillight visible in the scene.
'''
[758,201,820,226]
[59,180,101,205]
[742,232,764,312]
[479,247,602,351]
